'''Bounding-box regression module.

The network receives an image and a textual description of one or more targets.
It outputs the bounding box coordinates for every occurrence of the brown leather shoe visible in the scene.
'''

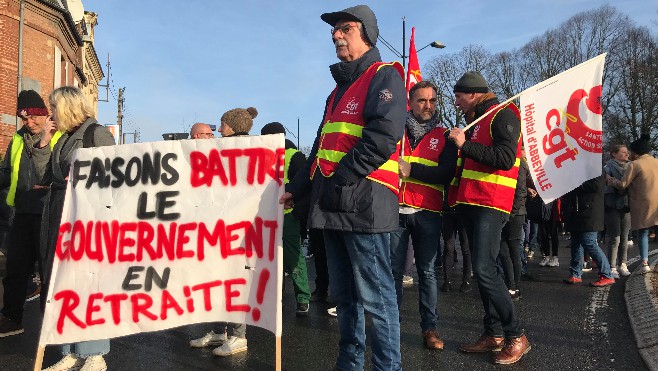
[423,330,444,350]
[494,334,531,364]
[459,334,504,353]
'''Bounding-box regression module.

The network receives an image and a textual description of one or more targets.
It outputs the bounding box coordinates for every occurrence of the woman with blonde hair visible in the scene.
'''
[40,86,115,371]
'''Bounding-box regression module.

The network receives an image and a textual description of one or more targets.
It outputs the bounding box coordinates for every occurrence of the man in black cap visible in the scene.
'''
[280,4,405,370]
[448,72,531,364]
[261,122,311,316]
[0,90,60,337]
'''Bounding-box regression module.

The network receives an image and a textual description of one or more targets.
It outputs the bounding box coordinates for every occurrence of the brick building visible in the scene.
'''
[0,0,103,153]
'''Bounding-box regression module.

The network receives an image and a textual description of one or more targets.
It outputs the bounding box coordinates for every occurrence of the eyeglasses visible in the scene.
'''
[331,23,357,36]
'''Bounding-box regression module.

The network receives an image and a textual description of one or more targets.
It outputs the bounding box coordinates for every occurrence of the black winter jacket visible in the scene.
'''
[287,47,405,232]
[510,158,531,216]
[561,175,605,233]
[461,98,520,172]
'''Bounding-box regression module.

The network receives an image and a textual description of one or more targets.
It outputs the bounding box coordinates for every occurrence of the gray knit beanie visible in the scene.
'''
[453,71,489,93]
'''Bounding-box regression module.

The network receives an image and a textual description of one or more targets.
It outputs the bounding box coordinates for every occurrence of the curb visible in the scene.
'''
[625,256,658,371]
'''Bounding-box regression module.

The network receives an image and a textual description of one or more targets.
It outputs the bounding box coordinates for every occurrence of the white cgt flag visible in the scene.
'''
[520,53,606,203]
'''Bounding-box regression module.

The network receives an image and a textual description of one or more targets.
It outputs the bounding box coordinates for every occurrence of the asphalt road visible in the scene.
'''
[0,236,652,370]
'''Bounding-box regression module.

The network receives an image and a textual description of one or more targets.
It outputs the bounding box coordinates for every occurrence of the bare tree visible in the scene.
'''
[606,26,658,147]
[424,45,492,128]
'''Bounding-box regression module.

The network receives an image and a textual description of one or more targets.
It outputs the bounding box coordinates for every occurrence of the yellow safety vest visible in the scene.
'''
[7,131,63,206]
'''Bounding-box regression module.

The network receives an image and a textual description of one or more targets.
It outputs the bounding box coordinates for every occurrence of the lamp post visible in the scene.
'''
[377,17,445,70]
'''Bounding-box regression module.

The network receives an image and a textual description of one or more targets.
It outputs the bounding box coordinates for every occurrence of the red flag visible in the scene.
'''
[406,27,422,109]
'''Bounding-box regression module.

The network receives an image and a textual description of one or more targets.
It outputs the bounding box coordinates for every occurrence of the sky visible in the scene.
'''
[83,0,657,147]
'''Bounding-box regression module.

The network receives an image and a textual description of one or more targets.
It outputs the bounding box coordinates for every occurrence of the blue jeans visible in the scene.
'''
[569,231,612,278]
[62,340,110,357]
[528,221,539,251]
[461,206,522,338]
[389,211,440,331]
[637,228,650,262]
[324,230,401,371]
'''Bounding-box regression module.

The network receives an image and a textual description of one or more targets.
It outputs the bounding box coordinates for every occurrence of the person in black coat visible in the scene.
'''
[561,175,615,286]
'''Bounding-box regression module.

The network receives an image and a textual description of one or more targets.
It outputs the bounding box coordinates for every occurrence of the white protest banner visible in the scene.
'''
[521,53,606,203]
[38,134,285,346]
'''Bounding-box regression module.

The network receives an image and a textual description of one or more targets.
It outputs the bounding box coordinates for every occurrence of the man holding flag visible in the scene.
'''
[448,72,530,365]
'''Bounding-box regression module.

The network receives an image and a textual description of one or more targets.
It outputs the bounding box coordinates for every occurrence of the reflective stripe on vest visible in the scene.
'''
[398,127,447,212]
[7,131,63,206]
[311,61,404,195]
[284,148,298,214]
[456,103,521,214]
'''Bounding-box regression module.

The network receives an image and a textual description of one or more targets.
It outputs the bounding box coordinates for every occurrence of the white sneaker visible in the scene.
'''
[42,354,85,371]
[611,267,620,279]
[548,256,560,267]
[212,336,247,356]
[627,240,634,246]
[582,261,592,272]
[402,275,414,287]
[619,263,631,276]
[641,263,651,274]
[80,356,107,371]
[327,306,337,317]
[190,330,227,347]
[539,256,550,266]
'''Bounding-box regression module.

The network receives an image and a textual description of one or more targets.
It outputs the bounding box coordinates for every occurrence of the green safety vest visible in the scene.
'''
[6,131,63,206]
[284,148,299,214]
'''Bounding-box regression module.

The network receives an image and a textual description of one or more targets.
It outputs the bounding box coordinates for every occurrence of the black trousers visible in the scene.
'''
[309,228,329,293]
[499,214,525,290]
[441,211,471,283]
[1,213,43,324]
[540,218,559,257]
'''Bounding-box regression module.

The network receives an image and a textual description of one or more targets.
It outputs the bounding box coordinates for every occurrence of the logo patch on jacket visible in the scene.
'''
[379,89,393,102]
[341,97,359,115]
[429,137,439,151]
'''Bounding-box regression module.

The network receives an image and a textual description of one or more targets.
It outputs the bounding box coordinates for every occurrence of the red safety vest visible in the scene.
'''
[398,127,448,212]
[455,103,522,214]
[311,61,404,194]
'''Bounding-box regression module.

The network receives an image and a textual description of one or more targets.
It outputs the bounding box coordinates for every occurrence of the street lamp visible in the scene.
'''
[417,41,446,52]
[377,16,446,69]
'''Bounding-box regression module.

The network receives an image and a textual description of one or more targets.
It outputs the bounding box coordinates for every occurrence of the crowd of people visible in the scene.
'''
[0,4,656,371]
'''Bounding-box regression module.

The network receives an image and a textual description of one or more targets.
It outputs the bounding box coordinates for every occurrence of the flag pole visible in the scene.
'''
[460,52,607,132]
[461,91,525,131]
[34,346,45,371]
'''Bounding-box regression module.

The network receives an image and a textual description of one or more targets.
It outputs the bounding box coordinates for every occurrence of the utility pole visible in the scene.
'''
[98,53,111,102]
[117,87,125,144]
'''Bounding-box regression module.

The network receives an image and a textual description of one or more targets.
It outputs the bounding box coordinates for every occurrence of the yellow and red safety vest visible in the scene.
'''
[455,103,521,214]
[398,127,448,212]
[311,61,404,194]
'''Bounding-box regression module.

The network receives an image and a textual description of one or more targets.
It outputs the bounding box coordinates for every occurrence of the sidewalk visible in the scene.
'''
[626,251,658,371]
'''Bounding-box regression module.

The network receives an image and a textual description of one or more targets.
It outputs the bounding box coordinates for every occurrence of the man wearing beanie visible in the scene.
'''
[281,5,405,370]
[0,90,61,337]
[608,134,658,274]
[260,122,311,316]
[448,72,531,364]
